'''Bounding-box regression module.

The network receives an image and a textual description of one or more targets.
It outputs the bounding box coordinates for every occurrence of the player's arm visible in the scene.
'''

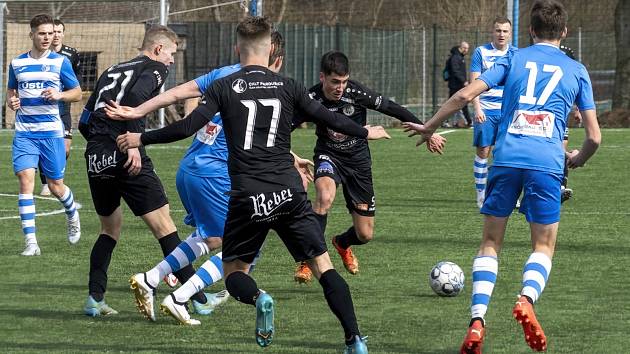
[116,101,215,151]
[42,57,82,103]
[294,83,389,140]
[566,109,600,169]
[106,80,201,120]
[470,71,485,123]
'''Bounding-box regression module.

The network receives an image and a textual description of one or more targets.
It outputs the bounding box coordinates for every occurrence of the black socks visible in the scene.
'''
[88,234,117,301]
[319,269,360,344]
[225,271,260,306]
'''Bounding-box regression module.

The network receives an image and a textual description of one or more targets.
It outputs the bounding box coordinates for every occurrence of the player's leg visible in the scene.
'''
[13,136,41,255]
[512,170,562,351]
[277,192,366,353]
[462,167,521,354]
[331,166,375,275]
[85,207,122,317]
[40,137,80,244]
[38,164,50,196]
[295,155,339,283]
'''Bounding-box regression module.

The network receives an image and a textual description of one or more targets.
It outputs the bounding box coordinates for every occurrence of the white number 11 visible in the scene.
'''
[519,61,563,105]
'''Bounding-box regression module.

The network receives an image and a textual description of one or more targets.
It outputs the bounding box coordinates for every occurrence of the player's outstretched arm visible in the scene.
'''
[566,109,601,169]
[41,86,82,103]
[290,151,314,190]
[470,71,486,123]
[116,106,212,152]
[106,80,201,120]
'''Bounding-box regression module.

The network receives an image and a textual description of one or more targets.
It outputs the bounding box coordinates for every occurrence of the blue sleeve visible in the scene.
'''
[194,69,218,94]
[60,57,80,89]
[7,63,17,89]
[470,47,482,73]
[479,54,510,89]
[575,66,596,111]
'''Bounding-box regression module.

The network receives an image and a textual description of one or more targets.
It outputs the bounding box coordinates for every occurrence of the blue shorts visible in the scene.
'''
[176,168,230,239]
[473,115,500,148]
[481,166,562,224]
[12,136,66,179]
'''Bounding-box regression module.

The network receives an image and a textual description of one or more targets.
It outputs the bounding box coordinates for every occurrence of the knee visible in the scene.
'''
[47,180,66,198]
[315,193,334,213]
[355,225,374,243]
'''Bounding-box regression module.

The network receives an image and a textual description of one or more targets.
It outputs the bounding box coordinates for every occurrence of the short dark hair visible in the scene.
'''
[530,0,567,40]
[269,31,285,66]
[236,16,273,46]
[30,14,54,32]
[53,19,65,30]
[141,25,178,50]
[320,51,350,76]
[493,16,512,27]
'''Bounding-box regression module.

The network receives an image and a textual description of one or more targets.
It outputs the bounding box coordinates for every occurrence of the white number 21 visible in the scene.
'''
[241,98,281,150]
[519,61,563,105]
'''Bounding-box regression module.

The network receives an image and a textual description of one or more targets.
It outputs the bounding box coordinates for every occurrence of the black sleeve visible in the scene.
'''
[350,81,422,124]
[140,105,213,146]
[292,80,367,137]
[71,52,81,81]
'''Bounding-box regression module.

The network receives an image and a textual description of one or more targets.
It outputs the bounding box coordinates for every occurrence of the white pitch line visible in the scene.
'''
[0,193,82,220]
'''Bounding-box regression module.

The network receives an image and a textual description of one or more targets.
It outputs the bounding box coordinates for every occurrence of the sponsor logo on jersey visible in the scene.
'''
[342,104,355,116]
[232,78,247,93]
[20,82,44,90]
[195,121,222,146]
[41,65,50,72]
[327,128,348,143]
[508,110,555,138]
[248,81,284,89]
[250,188,294,219]
[87,150,119,174]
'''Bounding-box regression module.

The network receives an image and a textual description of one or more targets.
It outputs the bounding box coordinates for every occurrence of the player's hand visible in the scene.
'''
[402,122,436,147]
[41,88,63,102]
[124,147,142,175]
[426,134,447,154]
[475,110,486,124]
[8,96,20,111]
[116,131,142,152]
[294,156,314,190]
[566,149,584,169]
[105,101,143,120]
[365,125,391,140]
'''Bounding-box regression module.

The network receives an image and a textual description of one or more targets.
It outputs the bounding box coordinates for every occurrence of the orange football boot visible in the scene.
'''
[460,319,485,354]
[332,236,359,274]
[513,295,547,352]
[294,261,312,284]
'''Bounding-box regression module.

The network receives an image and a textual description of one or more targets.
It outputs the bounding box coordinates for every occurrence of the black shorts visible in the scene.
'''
[314,154,376,217]
[60,102,73,139]
[85,135,168,217]
[222,188,327,264]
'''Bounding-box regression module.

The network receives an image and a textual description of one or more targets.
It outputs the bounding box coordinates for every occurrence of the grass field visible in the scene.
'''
[0,128,628,353]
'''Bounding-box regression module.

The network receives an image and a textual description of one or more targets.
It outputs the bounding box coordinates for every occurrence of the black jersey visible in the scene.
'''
[80,55,168,139]
[297,79,422,166]
[57,44,81,79]
[140,65,368,193]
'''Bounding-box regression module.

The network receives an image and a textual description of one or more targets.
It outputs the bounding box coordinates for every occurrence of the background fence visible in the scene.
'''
[0,0,620,127]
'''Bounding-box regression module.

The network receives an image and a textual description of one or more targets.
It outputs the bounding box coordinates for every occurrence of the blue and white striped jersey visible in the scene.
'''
[8,50,79,138]
[470,43,517,117]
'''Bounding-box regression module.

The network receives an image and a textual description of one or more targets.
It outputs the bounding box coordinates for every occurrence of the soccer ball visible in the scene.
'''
[429,261,465,297]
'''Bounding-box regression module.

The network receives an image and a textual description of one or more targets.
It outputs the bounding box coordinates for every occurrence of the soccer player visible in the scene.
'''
[78,25,206,317]
[469,17,517,208]
[6,14,82,256]
[291,51,446,283]
[105,31,295,324]
[403,1,601,352]
[39,19,82,196]
[115,16,395,352]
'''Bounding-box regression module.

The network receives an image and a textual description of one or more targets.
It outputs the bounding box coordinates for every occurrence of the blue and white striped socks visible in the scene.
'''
[474,156,488,206]
[19,194,37,245]
[471,256,498,322]
[147,231,210,287]
[58,187,77,219]
[521,252,552,303]
[173,252,223,303]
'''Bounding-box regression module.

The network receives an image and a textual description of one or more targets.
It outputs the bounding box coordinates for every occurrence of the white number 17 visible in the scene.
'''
[519,61,563,105]
[241,98,281,150]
